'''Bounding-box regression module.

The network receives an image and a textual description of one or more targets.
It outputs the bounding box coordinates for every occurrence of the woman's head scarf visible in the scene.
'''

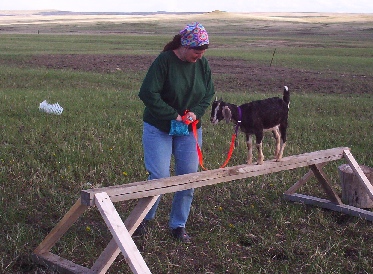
[180,22,209,47]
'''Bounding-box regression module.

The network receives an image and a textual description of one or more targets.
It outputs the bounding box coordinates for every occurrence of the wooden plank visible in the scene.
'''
[90,196,159,273]
[284,162,327,195]
[94,192,152,274]
[32,252,90,274]
[284,193,373,222]
[81,147,349,206]
[34,198,88,255]
[343,149,373,199]
[309,164,343,205]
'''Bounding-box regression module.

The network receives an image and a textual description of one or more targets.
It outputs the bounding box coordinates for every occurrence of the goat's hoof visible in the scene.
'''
[257,161,264,165]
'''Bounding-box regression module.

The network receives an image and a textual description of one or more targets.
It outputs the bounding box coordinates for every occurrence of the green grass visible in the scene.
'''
[1,15,373,273]
[0,34,166,55]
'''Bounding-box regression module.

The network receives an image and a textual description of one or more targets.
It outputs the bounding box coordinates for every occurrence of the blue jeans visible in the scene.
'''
[142,122,202,229]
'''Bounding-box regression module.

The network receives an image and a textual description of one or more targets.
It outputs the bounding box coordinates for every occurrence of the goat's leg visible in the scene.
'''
[272,128,280,159]
[276,141,286,161]
[246,134,253,165]
[255,133,264,165]
[256,142,264,165]
[276,124,287,162]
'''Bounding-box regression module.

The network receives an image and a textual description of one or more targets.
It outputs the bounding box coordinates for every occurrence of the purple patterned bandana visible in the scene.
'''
[180,22,209,47]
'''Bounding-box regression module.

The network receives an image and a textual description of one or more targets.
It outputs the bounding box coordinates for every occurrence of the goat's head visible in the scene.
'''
[210,98,233,125]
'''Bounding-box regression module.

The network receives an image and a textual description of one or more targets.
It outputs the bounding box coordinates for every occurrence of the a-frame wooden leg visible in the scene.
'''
[284,162,327,195]
[94,192,152,274]
[34,198,88,255]
[310,164,343,205]
[90,195,159,273]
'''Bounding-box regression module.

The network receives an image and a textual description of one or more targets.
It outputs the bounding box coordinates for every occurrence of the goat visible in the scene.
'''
[210,86,290,165]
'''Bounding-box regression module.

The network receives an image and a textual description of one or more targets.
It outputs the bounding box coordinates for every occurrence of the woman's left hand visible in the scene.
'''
[186,112,197,122]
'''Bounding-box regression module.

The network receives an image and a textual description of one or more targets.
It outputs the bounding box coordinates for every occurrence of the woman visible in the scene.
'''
[137,22,215,242]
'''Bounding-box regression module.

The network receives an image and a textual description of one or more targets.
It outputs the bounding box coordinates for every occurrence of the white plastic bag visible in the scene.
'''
[39,100,63,115]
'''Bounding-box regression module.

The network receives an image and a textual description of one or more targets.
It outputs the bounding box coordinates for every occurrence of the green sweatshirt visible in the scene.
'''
[138,50,215,133]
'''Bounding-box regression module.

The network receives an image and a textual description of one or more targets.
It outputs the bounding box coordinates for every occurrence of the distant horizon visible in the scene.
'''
[1,0,373,14]
[1,9,372,14]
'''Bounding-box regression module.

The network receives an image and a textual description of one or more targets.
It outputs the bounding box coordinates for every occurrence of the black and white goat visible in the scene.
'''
[210,86,290,165]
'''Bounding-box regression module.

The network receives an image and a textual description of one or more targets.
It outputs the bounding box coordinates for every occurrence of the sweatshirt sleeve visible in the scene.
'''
[138,55,179,120]
[190,59,215,119]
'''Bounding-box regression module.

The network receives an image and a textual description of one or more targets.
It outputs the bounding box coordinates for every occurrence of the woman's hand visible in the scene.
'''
[176,112,196,123]
[185,112,197,121]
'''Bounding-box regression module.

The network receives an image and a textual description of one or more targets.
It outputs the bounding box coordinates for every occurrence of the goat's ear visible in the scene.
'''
[222,106,232,123]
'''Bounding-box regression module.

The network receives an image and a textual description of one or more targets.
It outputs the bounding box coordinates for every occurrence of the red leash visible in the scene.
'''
[192,121,237,170]
[186,106,241,170]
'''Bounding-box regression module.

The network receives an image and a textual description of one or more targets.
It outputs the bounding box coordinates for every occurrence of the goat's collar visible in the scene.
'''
[235,106,242,135]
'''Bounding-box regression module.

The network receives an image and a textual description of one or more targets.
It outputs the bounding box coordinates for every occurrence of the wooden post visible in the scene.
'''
[343,149,373,199]
[338,164,373,208]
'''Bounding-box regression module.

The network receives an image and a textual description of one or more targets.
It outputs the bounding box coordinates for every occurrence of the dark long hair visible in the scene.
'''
[163,34,209,52]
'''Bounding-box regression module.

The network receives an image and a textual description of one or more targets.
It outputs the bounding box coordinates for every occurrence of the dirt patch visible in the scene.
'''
[23,54,155,73]
[7,54,373,94]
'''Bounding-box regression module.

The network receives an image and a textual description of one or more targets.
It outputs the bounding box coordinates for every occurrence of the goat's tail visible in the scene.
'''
[283,86,290,104]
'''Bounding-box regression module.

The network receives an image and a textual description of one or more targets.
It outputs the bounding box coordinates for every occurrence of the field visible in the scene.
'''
[1,10,373,273]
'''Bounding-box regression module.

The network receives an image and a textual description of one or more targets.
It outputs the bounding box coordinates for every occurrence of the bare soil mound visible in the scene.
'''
[11,54,373,94]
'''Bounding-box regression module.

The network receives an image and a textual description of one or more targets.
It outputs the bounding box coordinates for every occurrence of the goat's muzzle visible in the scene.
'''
[210,117,219,125]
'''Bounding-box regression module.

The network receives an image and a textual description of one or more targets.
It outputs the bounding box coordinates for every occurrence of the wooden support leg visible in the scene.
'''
[309,164,343,205]
[284,193,373,222]
[91,196,159,273]
[284,162,327,195]
[34,198,88,255]
[94,192,152,274]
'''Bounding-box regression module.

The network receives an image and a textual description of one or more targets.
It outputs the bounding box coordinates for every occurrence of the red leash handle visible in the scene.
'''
[181,112,194,125]
[182,110,207,169]
[191,121,207,170]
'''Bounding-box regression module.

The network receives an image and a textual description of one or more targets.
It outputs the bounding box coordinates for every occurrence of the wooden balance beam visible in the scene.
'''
[32,147,373,273]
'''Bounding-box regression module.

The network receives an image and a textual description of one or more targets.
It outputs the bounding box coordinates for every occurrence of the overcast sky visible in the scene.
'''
[1,0,373,13]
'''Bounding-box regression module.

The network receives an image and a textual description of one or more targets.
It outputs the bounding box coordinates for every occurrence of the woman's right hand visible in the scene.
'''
[176,114,183,121]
